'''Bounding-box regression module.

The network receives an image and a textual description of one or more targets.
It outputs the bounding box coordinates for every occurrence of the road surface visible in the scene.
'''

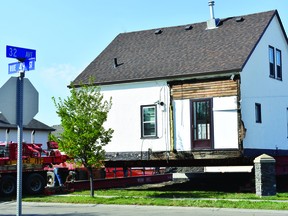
[1,202,288,216]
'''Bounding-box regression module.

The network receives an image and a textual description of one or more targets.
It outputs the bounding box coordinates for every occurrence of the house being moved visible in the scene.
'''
[72,5,288,168]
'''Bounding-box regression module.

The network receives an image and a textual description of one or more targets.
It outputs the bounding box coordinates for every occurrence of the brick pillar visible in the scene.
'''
[254,154,276,196]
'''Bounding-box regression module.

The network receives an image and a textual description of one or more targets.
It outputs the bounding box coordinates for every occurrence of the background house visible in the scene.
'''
[72,9,288,161]
[0,113,55,149]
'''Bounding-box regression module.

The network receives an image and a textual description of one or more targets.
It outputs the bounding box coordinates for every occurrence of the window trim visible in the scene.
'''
[255,103,262,124]
[140,104,158,139]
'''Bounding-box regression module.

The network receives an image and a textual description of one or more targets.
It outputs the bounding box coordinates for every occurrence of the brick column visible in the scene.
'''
[254,154,276,196]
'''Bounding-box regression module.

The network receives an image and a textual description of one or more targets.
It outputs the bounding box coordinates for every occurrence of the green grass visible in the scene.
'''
[18,189,288,210]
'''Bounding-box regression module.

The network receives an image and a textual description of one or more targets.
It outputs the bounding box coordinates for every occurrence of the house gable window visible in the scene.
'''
[269,46,282,81]
[255,103,262,123]
[269,46,275,78]
[276,49,282,80]
[141,105,157,138]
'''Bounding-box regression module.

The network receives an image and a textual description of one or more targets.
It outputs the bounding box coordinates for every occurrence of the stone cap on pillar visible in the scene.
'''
[254,154,275,164]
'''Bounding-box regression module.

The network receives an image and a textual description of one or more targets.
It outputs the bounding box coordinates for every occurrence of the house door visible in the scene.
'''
[191,99,213,149]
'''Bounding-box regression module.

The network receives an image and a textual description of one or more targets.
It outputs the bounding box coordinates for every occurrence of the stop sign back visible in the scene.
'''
[0,77,38,125]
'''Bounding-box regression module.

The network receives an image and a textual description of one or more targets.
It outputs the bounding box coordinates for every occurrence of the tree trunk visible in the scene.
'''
[88,167,94,197]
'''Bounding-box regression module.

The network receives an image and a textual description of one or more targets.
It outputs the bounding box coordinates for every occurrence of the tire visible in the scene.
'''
[0,175,16,196]
[24,173,45,195]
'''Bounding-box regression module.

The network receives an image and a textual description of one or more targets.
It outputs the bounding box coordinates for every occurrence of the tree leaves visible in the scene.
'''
[52,82,114,197]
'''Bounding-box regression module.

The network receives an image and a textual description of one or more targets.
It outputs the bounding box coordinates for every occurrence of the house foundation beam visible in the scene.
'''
[104,157,254,168]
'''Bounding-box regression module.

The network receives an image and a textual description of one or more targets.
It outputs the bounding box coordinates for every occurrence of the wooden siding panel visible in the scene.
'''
[171,80,239,100]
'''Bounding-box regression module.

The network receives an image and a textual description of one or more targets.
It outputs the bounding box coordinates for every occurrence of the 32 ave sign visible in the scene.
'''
[6,45,36,61]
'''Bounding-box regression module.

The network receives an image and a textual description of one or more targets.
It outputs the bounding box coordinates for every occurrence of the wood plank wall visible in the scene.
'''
[171,79,239,100]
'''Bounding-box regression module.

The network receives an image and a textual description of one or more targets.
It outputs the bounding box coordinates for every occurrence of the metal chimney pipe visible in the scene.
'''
[5,129,10,157]
[5,128,10,143]
[208,1,215,19]
[31,130,35,144]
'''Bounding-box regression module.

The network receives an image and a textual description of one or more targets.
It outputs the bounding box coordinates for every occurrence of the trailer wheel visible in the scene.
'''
[0,175,16,196]
[25,173,45,195]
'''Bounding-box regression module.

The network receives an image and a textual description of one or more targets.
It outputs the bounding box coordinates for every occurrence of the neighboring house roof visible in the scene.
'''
[73,10,286,86]
[50,124,63,138]
[0,113,55,132]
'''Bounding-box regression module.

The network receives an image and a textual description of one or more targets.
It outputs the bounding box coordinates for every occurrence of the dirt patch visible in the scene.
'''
[126,172,255,192]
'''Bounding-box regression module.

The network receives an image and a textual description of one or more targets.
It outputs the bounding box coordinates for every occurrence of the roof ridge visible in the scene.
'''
[118,10,276,35]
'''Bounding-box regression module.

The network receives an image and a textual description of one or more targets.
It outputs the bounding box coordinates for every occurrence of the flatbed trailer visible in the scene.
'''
[44,173,172,194]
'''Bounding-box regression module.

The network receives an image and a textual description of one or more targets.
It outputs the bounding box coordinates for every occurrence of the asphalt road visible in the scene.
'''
[1,202,288,216]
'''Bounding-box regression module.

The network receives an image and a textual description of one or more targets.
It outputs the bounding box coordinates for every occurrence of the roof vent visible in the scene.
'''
[113,58,123,68]
[206,1,220,29]
[114,58,119,68]
[208,0,215,19]
[235,17,244,22]
[154,29,162,35]
[185,25,193,30]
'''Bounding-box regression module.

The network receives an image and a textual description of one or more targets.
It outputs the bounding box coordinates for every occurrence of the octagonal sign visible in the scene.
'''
[0,77,38,125]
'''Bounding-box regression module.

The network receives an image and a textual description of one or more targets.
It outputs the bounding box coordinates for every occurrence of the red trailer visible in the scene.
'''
[0,141,68,196]
[1,141,171,196]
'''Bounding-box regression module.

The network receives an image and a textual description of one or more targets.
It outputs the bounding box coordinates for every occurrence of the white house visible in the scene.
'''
[0,113,55,149]
[72,9,288,162]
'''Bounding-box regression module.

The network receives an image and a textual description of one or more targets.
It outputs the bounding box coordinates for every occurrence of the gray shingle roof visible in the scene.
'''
[0,113,55,131]
[73,10,282,86]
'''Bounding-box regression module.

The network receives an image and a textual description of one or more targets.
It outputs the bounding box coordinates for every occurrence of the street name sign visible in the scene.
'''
[6,45,36,61]
[8,59,36,74]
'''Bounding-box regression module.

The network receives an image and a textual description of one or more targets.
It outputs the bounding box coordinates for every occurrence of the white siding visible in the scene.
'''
[101,81,170,153]
[0,129,50,149]
[173,96,239,150]
[173,99,191,151]
[241,16,288,151]
[213,96,238,149]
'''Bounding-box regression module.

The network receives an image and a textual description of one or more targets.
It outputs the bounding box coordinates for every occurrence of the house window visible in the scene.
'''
[269,46,275,78]
[255,103,262,123]
[276,49,282,80]
[141,105,157,138]
[269,46,282,81]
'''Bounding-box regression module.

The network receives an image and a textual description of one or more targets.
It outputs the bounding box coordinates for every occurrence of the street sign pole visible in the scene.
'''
[16,71,24,216]
[4,45,37,216]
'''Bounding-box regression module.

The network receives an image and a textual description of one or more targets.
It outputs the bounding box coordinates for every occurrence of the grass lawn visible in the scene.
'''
[2,179,288,210]
[18,187,288,210]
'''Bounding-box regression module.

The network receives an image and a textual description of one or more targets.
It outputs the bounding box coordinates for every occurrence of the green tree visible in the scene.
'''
[52,83,113,197]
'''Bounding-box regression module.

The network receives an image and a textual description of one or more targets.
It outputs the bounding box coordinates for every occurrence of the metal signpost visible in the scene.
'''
[4,45,37,216]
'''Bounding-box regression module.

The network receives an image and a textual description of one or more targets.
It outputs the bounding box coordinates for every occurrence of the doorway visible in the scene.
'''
[191,99,213,149]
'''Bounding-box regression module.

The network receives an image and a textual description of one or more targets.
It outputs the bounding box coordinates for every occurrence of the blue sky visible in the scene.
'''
[0,0,287,126]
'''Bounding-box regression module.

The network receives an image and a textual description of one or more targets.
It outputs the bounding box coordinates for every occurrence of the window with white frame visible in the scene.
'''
[141,105,157,138]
